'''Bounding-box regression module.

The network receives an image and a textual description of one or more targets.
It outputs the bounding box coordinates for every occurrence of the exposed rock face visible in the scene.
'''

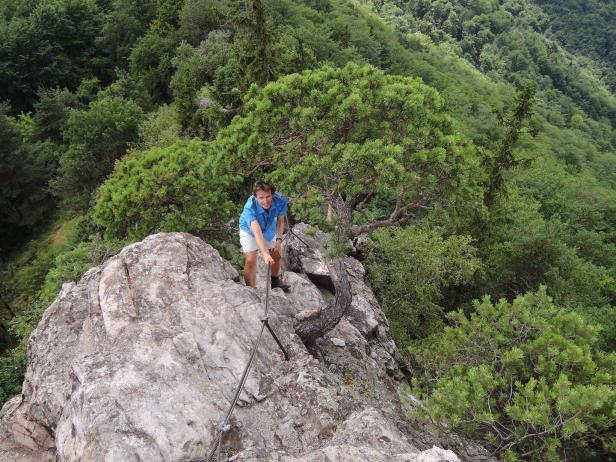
[282,223,400,377]
[0,231,485,462]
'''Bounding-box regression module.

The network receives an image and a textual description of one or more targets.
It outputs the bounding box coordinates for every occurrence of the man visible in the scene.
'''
[239,180,290,291]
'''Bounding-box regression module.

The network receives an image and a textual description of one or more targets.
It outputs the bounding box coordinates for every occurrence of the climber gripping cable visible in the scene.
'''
[239,180,290,292]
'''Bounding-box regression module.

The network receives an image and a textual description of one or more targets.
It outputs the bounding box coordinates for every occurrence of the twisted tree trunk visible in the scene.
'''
[293,257,352,345]
[293,194,354,344]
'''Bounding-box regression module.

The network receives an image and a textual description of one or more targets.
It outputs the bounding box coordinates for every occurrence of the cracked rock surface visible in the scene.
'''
[0,231,486,461]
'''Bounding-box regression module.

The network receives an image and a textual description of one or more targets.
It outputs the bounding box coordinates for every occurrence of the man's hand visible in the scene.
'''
[262,252,274,266]
[271,241,282,262]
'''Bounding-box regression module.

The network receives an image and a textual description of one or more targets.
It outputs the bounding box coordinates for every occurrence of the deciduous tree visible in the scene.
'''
[51,96,143,206]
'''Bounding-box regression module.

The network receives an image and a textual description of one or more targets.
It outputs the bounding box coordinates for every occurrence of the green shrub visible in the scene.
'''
[93,139,241,241]
[0,349,26,405]
[137,104,183,150]
[410,287,616,461]
[51,95,144,206]
[365,226,481,345]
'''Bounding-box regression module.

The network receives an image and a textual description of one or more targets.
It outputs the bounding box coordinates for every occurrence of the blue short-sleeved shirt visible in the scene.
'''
[239,192,288,241]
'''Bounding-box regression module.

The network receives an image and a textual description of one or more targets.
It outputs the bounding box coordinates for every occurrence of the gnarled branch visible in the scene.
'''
[293,258,352,344]
[242,158,273,177]
[351,200,427,236]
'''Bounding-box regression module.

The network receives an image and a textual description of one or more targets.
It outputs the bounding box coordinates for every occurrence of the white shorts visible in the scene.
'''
[239,229,276,253]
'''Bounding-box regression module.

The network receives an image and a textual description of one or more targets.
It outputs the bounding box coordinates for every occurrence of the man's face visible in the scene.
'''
[255,189,274,210]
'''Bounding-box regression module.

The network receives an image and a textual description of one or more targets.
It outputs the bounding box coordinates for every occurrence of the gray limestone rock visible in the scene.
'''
[283,223,399,376]
[0,231,488,461]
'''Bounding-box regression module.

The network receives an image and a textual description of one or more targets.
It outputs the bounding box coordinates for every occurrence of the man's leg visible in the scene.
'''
[269,248,290,291]
[243,251,257,287]
[271,249,281,278]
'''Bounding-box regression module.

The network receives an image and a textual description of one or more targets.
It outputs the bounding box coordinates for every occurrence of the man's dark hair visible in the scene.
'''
[252,180,276,195]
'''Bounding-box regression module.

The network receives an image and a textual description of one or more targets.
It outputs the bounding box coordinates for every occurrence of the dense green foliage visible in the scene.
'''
[210,63,482,243]
[94,140,240,241]
[535,0,616,92]
[380,0,616,128]
[366,226,481,342]
[51,95,144,206]
[0,353,26,404]
[0,106,56,254]
[1,0,615,459]
[410,288,616,461]
[0,0,104,113]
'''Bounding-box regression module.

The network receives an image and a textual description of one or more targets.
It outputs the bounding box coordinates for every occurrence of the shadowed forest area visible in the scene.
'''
[1,0,615,460]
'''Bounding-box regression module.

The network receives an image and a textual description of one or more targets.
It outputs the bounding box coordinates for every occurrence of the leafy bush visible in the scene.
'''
[481,192,616,329]
[169,31,236,137]
[410,287,616,461]
[51,95,144,205]
[137,104,182,150]
[365,226,481,344]
[0,106,56,253]
[94,139,241,241]
[1,215,83,300]
[0,350,26,405]
[129,26,177,101]
[31,88,81,143]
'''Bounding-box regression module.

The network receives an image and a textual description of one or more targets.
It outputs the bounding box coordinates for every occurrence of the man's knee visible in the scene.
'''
[244,252,257,268]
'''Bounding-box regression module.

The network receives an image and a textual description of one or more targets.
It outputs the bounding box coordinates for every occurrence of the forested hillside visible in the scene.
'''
[535,0,616,91]
[1,0,615,460]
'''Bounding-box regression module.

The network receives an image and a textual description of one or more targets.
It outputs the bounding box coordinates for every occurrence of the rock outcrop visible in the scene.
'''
[0,230,486,461]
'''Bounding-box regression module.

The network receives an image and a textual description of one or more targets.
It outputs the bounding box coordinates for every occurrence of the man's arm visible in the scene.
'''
[274,215,285,254]
[250,220,274,265]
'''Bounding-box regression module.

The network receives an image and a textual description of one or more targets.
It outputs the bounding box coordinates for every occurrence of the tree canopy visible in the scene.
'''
[51,95,144,206]
[212,63,482,242]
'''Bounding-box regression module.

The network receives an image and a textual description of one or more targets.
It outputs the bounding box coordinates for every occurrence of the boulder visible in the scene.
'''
[0,231,488,461]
